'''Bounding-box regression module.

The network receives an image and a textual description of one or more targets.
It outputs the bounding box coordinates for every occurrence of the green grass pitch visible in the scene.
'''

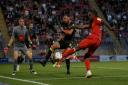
[0,62,128,85]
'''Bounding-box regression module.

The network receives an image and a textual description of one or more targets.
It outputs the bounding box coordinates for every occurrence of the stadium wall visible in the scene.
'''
[0,55,128,64]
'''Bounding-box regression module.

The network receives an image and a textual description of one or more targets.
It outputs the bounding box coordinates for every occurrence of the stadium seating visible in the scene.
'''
[96,0,128,53]
[0,0,127,57]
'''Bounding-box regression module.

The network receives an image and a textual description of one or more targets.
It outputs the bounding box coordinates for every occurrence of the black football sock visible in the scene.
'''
[17,57,20,64]
[66,59,70,73]
[13,60,18,72]
[29,59,33,70]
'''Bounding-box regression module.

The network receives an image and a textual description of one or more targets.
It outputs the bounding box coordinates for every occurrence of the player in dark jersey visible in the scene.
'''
[40,15,75,75]
[7,18,37,75]
[28,23,39,49]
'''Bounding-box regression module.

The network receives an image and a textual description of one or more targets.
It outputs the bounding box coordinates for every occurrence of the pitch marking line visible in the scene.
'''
[0,75,50,85]
[29,75,128,80]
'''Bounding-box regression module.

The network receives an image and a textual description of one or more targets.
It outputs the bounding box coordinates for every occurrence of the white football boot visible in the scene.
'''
[85,70,92,78]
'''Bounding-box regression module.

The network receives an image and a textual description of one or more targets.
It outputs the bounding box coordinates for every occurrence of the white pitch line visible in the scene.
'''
[28,75,128,80]
[0,76,50,85]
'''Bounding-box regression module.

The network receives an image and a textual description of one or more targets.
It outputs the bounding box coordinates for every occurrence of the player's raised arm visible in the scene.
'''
[102,20,114,31]
[77,24,90,29]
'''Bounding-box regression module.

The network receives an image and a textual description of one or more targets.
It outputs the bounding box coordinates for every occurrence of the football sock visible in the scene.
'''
[13,60,18,72]
[45,48,53,62]
[66,59,70,72]
[29,59,33,70]
[84,59,90,71]
[17,57,20,64]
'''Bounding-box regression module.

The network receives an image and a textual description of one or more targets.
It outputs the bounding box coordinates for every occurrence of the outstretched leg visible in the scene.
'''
[55,38,93,68]
[55,47,80,68]
[40,42,60,66]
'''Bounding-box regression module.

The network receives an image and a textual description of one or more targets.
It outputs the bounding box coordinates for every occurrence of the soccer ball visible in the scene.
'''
[54,51,62,60]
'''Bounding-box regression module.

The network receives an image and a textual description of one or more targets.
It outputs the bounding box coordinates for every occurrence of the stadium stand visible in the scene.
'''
[0,0,127,58]
[96,0,128,54]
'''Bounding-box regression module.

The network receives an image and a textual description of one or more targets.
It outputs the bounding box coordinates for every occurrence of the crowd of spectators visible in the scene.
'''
[0,0,90,54]
[97,0,128,42]
[0,0,127,55]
